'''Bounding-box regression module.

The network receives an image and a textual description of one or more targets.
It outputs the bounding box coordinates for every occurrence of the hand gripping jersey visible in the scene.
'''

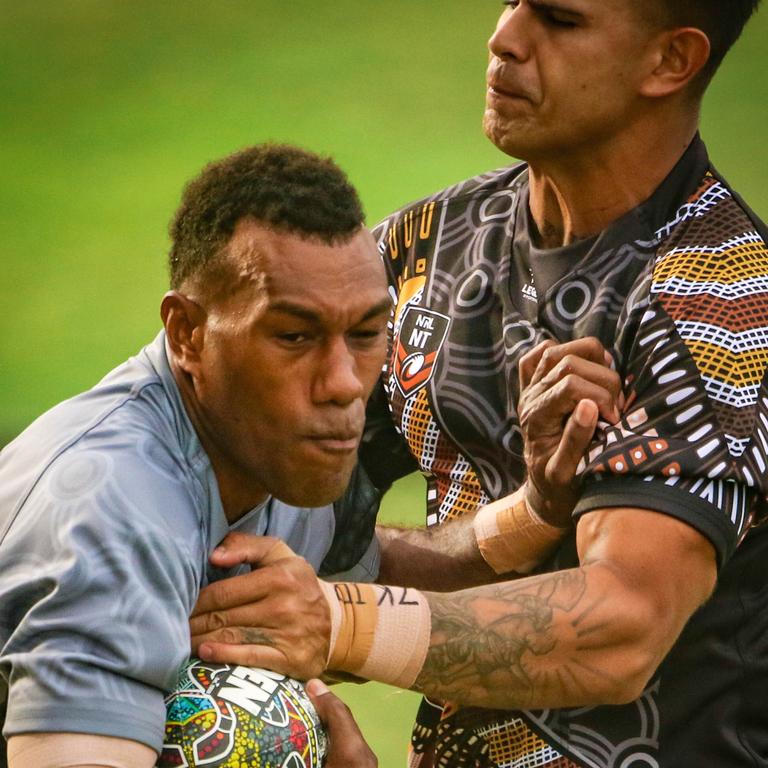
[360,137,768,767]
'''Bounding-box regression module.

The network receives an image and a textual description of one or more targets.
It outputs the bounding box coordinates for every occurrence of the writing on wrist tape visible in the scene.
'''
[319,580,431,690]
[472,485,565,574]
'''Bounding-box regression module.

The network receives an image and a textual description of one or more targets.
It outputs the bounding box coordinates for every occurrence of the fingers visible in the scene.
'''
[191,569,273,618]
[519,339,556,392]
[192,628,327,678]
[209,532,297,569]
[193,640,290,671]
[191,565,325,634]
[190,592,272,636]
[528,337,615,387]
[306,680,378,768]
[546,399,599,487]
[192,630,327,679]
[524,354,623,425]
[523,377,619,439]
[192,549,312,617]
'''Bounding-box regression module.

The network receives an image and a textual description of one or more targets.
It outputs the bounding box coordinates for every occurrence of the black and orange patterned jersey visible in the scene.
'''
[360,136,768,767]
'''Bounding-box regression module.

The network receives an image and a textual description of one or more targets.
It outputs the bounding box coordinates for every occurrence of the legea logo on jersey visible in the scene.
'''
[393,306,450,397]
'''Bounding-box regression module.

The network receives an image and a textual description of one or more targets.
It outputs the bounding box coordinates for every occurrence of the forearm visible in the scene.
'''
[376,483,567,590]
[189,510,715,713]
[328,509,715,711]
[325,563,659,709]
[415,563,658,709]
[376,518,502,590]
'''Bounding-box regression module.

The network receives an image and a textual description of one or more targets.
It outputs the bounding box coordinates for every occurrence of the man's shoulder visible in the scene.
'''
[0,341,200,540]
[651,167,768,311]
[372,161,528,239]
[655,169,768,254]
[1,358,161,473]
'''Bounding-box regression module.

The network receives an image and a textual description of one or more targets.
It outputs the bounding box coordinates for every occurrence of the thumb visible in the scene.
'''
[306,679,376,765]
[306,679,364,748]
[548,398,599,486]
[210,532,297,568]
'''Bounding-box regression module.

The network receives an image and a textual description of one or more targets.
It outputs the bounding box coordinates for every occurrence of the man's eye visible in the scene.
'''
[277,332,309,344]
[350,327,385,342]
[545,10,577,26]
[502,0,520,7]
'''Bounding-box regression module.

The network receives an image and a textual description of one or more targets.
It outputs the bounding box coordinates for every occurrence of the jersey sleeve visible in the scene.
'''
[0,445,203,753]
[575,195,768,569]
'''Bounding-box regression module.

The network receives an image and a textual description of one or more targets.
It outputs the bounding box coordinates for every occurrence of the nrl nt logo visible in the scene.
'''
[393,306,450,398]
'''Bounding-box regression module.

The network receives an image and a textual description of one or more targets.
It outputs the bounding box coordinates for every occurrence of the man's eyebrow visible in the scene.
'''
[267,298,392,323]
[267,301,322,323]
[528,0,583,16]
[360,298,394,321]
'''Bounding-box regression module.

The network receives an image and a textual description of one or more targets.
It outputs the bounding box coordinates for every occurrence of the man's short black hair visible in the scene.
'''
[652,0,761,87]
[168,143,365,290]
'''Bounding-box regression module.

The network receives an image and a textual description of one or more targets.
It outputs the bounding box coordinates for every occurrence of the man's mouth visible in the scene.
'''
[487,79,529,102]
[305,432,361,453]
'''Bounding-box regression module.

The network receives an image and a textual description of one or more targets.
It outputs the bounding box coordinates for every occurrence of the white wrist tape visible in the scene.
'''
[472,485,565,574]
[319,580,431,689]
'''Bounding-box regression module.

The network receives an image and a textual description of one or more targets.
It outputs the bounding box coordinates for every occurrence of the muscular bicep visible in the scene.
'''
[576,506,717,666]
[8,732,157,768]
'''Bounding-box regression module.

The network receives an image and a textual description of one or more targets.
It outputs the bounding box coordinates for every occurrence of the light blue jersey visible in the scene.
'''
[0,332,378,759]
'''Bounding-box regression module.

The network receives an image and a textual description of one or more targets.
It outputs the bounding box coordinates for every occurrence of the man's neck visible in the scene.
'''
[171,362,268,523]
[526,118,699,249]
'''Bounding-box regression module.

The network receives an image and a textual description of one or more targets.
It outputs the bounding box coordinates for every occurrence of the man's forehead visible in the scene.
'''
[230,219,377,266]
[231,228,385,317]
[263,294,391,323]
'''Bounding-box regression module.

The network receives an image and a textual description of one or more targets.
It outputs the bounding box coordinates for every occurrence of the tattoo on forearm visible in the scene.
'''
[417,568,613,708]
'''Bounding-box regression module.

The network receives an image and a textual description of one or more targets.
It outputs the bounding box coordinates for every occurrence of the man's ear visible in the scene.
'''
[161,291,207,376]
[640,27,711,98]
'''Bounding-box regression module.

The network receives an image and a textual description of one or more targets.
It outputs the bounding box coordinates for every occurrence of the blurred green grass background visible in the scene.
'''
[1,3,766,764]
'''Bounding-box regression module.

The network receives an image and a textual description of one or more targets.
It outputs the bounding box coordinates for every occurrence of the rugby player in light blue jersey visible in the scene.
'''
[0,144,388,768]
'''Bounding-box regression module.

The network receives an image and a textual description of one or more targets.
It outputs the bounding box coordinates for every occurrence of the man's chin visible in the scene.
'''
[482,110,526,159]
[272,467,354,509]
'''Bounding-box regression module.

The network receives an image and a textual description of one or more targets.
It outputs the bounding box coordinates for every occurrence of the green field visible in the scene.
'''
[1,3,766,765]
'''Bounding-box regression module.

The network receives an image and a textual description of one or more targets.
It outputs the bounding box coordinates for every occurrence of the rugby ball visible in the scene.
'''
[157,658,327,768]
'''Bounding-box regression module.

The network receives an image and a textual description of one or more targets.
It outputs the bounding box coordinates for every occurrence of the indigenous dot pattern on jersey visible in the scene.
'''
[157,659,326,768]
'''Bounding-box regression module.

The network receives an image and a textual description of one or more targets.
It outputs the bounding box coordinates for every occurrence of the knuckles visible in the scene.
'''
[206,610,228,632]
[218,627,242,644]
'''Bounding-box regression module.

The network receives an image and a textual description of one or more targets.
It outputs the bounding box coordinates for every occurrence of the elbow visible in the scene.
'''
[577,648,657,706]
[582,648,659,707]
[591,601,673,706]
[599,663,656,706]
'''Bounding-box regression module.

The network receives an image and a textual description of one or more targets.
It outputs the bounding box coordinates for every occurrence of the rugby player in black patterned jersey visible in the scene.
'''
[190,2,768,766]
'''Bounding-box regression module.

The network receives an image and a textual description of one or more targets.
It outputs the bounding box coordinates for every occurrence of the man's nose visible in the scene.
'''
[488,3,532,62]
[313,337,365,406]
